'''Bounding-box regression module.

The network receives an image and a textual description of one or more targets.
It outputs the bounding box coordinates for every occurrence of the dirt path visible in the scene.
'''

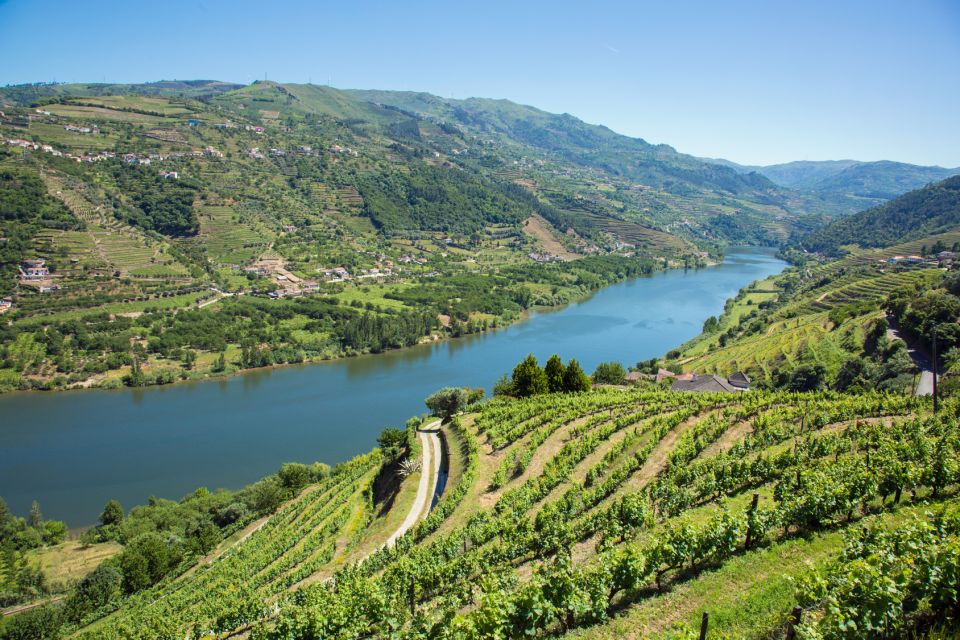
[385,422,441,547]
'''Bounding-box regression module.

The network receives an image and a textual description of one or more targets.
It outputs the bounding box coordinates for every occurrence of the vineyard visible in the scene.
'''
[671,236,951,382]
[62,386,960,639]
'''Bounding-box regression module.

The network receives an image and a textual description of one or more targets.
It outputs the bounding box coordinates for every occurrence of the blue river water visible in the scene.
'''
[0,247,786,525]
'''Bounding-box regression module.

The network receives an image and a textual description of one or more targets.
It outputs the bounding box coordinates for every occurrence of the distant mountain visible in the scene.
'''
[803,175,960,255]
[0,80,244,105]
[701,157,959,210]
[347,90,782,197]
[0,79,840,248]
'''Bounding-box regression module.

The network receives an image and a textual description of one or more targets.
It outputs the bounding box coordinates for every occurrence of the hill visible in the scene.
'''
[4,384,956,640]
[701,157,959,214]
[804,175,960,255]
[0,79,847,393]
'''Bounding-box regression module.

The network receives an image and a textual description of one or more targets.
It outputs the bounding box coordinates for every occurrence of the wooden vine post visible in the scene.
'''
[699,611,709,640]
[785,605,802,640]
[745,493,760,549]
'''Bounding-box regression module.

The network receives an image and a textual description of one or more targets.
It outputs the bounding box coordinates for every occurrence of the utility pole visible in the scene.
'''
[932,327,939,413]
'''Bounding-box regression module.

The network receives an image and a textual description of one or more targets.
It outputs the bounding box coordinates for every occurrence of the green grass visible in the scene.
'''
[28,291,206,322]
[332,283,413,311]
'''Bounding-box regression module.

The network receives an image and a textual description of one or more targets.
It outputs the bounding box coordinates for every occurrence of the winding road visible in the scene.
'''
[886,315,936,396]
[385,421,443,548]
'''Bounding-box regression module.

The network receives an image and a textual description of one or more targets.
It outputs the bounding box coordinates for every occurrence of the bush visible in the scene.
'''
[592,361,626,385]
[424,387,469,419]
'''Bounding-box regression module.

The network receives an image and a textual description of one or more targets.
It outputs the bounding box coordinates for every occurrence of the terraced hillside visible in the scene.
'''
[667,233,960,387]
[59,386,960,639]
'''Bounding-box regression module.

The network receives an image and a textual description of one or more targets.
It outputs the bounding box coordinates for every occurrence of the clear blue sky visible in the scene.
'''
[2,0,958,166]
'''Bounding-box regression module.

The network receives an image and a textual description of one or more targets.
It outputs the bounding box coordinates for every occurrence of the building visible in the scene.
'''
[159,170,179,180]
[655,368,693,384]
[0,299,11,314]
[318,267,350,282]
[669,370,750,393]
[727,371,751,389]
[20,259,49,279]
[671,374,741,393]
[938,251,957,261]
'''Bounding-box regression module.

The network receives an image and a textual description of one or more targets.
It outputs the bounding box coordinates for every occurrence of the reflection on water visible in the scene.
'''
[0,248,786,525]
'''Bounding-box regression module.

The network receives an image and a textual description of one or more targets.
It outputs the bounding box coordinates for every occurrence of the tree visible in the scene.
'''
[563,359,591,392]
[544,355,566,393]
[786,364,826,392]
[100,500,124,527]
[278,463,311,490]
[512,354,548,397]
[66,564,121,621]
[377,427,408,461]
[41,520,67,545]
[425,387,469,419]
[27,501,42,529]
[592,361,626,385]
[213,351,227,372]
[702,316,720,333]
[493,375,515,397]
[0,603,63,640]
[181,349,197,370]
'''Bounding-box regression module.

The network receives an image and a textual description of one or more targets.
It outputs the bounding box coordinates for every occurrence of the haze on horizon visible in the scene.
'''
[1,0,958,168]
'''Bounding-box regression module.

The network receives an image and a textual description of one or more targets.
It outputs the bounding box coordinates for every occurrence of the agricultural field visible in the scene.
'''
[668,236,952,383]
[59,386,960,640]
[44,104,169,125]
[196,205,274,266]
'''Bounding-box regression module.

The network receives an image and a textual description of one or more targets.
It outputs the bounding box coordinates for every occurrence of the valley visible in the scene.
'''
[2,71,960,640]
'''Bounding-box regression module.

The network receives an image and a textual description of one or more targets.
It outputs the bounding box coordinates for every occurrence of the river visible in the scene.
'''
[0,247,786,525]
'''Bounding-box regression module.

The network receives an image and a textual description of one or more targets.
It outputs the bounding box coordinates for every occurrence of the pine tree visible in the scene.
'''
[28,501,42,529]
[563,359,591,392]
[544,354,566,393]
[512,354,548,397]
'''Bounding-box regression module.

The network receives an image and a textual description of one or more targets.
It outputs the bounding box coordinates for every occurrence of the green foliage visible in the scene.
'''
[377,427,409,461]
[544,354,566,393]
[795,508,960,639]
[562,358,591,392]
[358,163,527,235]
[108,164,199,237]
[511,354,548,397]
[592,361,626,385]
[424,387,469,420]
[0,603,63,640]
[806,175,960,255]
[99,500,123,527]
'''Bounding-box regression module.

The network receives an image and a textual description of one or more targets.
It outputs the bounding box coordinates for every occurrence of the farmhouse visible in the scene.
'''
[0,299,12,314]
[318,267,350,282]
[20,259,49,279]
[670,371,751,393]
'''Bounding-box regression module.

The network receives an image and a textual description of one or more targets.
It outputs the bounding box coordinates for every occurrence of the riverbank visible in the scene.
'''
[1,253,687,396]
[0,248,787,525]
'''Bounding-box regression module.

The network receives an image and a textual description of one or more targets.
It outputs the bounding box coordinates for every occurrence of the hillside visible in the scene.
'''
[804,175,960,255]
[0,80,845,394]
[5,384,956,639]
[0,81,713,393]
[663,228,960,397]
[701,157,959,214]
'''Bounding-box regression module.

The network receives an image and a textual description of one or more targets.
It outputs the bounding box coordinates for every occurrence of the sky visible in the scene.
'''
[1,0,958,167]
